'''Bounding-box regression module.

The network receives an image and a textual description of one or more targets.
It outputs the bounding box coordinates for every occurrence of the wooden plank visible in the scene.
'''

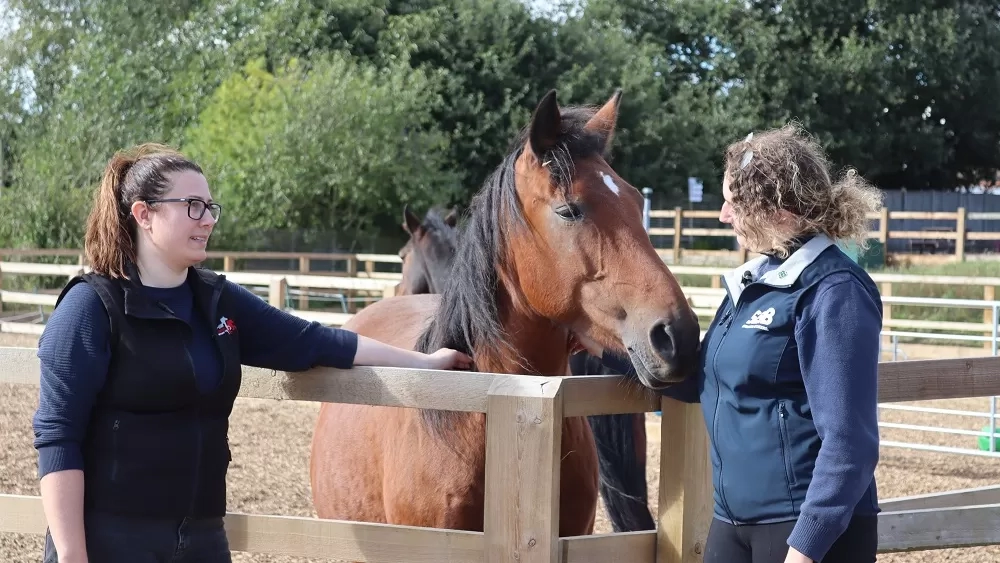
[561,375,660,416]
[888,211,959,220]
[5,345,1000,408]
[0,322,44,335]
[0,494,484,563]
[0,494,49,535]
[0,261,86,276]
[888,230,959,240]
[225,271,396,291]
[0,346,501,411]
[877,355,1000,403]
[484,377,563,563]
[966,231,1000,241]
[656,399,712,563]
[647,228,676,236]
[877,503,1000,553]
[880,485,1000,512]
[225,512,483,562]
[560,531,656,563]
[0,290,57,306]
[679,228,733,237]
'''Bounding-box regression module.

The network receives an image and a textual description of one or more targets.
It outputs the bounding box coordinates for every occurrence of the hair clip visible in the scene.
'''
[740,132,754,169]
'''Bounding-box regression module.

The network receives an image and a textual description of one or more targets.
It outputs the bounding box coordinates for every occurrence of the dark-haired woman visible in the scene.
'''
[33,143,472,562]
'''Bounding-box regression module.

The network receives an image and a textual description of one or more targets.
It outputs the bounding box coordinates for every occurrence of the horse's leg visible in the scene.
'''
[559,416,600,536]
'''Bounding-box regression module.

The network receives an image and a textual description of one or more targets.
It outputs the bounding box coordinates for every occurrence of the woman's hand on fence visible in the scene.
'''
[423,348,474,371]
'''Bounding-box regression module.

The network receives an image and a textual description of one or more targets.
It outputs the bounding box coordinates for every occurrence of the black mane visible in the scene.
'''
[414,105,609,442]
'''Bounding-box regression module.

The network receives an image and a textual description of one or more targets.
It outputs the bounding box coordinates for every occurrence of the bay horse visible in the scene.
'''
[395,205,459,296]
[393,203,655,532]
[309,89,700,537]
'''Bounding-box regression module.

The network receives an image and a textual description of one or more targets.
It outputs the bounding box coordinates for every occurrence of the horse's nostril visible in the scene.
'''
[649,320,676,362]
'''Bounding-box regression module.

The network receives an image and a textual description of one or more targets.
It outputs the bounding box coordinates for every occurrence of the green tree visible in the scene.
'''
[182,55,461,250]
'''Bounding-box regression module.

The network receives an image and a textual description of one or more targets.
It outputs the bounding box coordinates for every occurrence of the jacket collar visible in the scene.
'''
[722,233,837,303]
[120,261,225,324]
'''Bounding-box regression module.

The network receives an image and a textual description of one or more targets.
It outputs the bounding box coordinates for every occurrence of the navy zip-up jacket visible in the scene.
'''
[603,235,882,561]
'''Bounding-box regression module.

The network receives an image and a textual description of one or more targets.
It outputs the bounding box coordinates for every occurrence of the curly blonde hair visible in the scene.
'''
[723,123,884,258]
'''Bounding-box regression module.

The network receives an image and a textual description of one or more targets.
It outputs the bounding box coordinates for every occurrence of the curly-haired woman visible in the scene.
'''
[600,124,885,562]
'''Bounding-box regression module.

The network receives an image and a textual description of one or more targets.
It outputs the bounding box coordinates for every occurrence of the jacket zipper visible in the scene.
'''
[111,418,120,481]
[710,302,738,523]
[778,402,796,488]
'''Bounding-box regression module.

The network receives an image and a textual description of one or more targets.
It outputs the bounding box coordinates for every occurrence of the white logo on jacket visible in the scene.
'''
[742,307,775,330]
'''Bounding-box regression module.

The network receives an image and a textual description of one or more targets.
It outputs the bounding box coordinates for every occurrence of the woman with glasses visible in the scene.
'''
[32,143,472,563]
[594,124,884,563]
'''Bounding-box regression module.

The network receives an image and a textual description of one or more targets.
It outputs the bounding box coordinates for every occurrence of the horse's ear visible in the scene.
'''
[528,89,561,159]
[584,88,623,152]
[403,204,421,235]
[444,206,459,227]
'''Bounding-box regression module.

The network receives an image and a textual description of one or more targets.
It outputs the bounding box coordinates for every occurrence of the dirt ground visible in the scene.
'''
[1,331,999,562]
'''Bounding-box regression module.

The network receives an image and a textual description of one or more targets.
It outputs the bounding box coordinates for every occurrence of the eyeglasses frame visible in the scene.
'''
[144,197,222,221]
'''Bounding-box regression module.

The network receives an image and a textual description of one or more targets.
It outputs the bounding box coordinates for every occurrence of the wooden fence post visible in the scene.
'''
[299,257,310,310]
[673,207,683,264]
[955,207,966,261]
[657,399,712,563]
[484,377,563,563]
[879,207,890,267]
[269,277,287,309]
[986,286,996,352]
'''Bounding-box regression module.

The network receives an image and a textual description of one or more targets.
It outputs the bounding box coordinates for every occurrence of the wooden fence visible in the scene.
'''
[648,207,1000,265]
[5,256,1000,352]
[2,346,1000,561]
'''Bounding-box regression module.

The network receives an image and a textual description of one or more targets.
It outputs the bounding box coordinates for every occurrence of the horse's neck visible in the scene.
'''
[474,289,571,377]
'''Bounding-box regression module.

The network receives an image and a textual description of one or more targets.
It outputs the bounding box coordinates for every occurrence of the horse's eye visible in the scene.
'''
[554,203,584,222]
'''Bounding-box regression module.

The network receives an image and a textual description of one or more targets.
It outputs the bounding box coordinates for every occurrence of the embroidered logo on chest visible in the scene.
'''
[742,307,775,331]
[216,316,237,336]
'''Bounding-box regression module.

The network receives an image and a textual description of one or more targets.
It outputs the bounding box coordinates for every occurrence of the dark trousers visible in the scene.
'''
[43,511,231,563]
[703,514,878,563]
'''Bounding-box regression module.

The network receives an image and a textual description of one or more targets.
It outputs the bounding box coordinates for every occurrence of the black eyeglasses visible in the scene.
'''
[145,198,222,221]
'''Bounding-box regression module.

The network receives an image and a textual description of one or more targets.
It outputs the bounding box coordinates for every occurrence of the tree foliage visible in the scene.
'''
[1,0,997,252]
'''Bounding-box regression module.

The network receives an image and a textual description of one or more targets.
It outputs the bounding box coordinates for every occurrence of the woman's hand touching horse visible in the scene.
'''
[423,348,474,371]
[352,335,472,371]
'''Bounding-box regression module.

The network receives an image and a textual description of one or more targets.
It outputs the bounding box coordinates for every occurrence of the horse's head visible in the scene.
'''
[505,89,700,389]
[396,204,459,295]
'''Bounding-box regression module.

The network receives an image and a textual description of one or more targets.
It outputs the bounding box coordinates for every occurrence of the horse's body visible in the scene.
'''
[310,90,700,536]
[395,204,655,532]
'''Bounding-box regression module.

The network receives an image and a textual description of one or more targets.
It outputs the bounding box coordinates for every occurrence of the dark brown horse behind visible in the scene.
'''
[396,204,655,532]
[309,89,700,537]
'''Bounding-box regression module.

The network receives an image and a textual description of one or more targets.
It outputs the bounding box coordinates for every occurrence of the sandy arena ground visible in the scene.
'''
[1,330,999,562]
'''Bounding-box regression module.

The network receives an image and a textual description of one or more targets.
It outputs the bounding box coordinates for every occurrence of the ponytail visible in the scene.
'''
[85,151,138,279]
[84,143,203,279]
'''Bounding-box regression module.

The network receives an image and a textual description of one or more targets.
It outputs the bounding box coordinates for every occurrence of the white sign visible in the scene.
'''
[688,177,703,203]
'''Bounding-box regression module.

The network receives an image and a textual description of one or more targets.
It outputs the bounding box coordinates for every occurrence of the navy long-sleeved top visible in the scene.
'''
[32,278,358,479]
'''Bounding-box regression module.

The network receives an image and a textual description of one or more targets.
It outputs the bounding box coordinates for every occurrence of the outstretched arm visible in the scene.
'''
[227,282,470,371]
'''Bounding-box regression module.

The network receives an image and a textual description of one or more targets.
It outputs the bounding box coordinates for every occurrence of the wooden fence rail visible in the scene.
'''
[3,205,1000,273]
[6,261,1000,352]
[648,207,1000,264]
[2,346,1000,561]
